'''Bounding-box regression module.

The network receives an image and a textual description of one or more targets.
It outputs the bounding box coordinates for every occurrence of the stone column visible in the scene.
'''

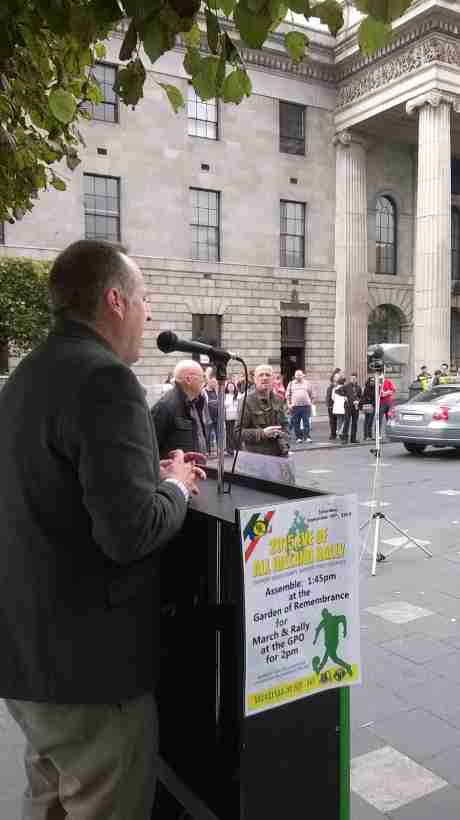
[334,130,368,385]
[407,92,459,374]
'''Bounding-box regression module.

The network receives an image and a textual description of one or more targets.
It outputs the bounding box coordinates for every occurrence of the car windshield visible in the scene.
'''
[409,387,460,404]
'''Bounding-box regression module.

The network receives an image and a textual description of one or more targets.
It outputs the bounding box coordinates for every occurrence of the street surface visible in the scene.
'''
[295,421,460,819]
[2,426,460,818]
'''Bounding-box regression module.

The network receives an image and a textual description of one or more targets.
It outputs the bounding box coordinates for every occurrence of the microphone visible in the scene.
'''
[157,330,237,363]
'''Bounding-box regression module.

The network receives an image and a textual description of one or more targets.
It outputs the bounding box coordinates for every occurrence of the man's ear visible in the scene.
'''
[104,287,125,320]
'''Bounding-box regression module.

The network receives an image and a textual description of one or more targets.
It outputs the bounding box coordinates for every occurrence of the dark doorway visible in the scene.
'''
[191,314,222,365]
[281,317,305,385]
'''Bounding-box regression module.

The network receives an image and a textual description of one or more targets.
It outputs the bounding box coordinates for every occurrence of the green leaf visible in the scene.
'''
[387,0,413,21]
[222,67,251,103]
[206,7,220,54]
[143,17,171,63]
[86,80,104,103]
[183,47,203,76]
[216,38,226,91]
[192,57,219,101]
[284,30,307,61]
[311,0,343,35]
[48,89,77,124]
[50,175,66,191]
[119,19,138,61]
[234,0,272,49]
[159,82,185,112]
[114,59,146,106]
[217,0,236,14]
[358,16,392,55]
[285,0,309,12]
[183,23,201,48]
[95,42,107,60]
[247,0,266,11]
[223,32,241,64]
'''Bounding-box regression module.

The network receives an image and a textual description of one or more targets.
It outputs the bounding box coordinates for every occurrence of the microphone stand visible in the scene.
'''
[214,360,228,495]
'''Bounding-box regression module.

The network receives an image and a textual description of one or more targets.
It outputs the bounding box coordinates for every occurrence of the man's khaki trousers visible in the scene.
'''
[5,693,158,820]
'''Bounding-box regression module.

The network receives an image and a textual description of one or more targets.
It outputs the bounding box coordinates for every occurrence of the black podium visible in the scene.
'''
[154,470,350,820]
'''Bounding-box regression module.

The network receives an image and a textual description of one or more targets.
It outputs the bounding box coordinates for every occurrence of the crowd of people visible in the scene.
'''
[152,364,317,457]
[415,362,460,390]
[326,368,397,444]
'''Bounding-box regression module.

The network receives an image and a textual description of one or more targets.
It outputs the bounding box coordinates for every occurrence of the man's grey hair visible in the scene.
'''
[254,364,273,377]
[48,239,137,321]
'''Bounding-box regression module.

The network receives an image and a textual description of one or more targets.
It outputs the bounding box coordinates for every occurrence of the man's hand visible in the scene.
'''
[161,450,206,495]
[263,425,282,438]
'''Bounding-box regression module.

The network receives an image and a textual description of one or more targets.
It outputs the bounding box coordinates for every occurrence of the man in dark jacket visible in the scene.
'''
[151,359,210,457]
[0,240,204,819]
[338,373,363,444]
[235,364,289,456]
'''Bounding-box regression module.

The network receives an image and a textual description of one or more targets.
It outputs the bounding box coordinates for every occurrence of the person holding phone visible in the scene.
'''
[235,364,289,457]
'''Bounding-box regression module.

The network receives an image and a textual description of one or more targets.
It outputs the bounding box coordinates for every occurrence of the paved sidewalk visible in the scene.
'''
[294,443,460,819]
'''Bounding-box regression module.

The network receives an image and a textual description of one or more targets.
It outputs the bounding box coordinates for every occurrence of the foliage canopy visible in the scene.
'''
[0,256,51,369]
[0,0,414,221]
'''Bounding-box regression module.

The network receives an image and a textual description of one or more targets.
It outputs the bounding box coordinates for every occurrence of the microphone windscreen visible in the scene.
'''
[157,330,177,353]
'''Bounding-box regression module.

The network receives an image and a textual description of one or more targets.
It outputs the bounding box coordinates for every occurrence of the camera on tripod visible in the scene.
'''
[367,343,410,372]
[367,347,385,373]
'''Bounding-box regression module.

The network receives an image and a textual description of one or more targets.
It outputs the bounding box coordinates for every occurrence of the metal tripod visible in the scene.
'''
[360,370,433,576]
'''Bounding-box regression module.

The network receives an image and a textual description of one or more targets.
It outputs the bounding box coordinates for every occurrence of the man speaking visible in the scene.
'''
[0,240,204,819]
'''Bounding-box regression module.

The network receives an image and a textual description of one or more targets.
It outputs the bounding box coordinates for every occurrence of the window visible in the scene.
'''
[84,174,120,241]
[375,195,396,274]
[452,208,460,282]
[191,188,220,261]
[188,85,218,139]
[192,315,222,349]
[81,63,118,123]
[279,101,305,155]
[0,222,4,244]
[280,200,305,268]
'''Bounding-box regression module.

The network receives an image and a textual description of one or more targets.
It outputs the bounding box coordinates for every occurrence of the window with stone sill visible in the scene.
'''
[190,188,220,262]
[375,195,396,275]
[452,207,460,283]
[81,63,119,124]
[84,174,120,242]
[188,85,218,140]
[279,101,305,156]
[280,200,305,268]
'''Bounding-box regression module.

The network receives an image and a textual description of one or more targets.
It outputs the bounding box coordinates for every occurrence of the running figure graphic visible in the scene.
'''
[312,608,352,676]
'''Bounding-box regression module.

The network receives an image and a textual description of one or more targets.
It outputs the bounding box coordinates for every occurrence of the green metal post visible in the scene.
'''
[339,686,350,820]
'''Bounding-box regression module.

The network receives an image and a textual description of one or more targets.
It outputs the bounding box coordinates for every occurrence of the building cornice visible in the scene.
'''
[114,6,460,97]
[337,33,460,109]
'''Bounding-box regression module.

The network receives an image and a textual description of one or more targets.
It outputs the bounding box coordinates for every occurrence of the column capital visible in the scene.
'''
[333,130,368,150]
[406,91,460,116]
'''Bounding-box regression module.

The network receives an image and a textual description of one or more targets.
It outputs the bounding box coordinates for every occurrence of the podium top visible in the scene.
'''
[190,470,324,524]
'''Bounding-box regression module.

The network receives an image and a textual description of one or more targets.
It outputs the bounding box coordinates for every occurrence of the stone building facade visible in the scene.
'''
[2,0,460,399]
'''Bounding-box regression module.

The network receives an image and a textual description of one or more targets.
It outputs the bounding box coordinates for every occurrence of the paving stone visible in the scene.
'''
[351,746,447,812]
[368,709,460,762]
[365,602,434,624]
[389,785,460,820]
[436,652,460,684]
[350,682,410,729]
[396,677,460,723]
[422,745,460,789]
[380,635,455,664]
[351,727,387,759]
[350,790,388,820]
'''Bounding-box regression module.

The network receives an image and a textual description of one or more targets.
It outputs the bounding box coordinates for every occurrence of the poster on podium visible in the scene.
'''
[239,494,361,716]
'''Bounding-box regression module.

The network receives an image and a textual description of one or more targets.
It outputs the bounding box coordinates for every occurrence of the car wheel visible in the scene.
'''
[403,443,426,455]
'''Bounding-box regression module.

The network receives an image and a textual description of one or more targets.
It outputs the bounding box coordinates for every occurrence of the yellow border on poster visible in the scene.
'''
[247,665,360,712]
